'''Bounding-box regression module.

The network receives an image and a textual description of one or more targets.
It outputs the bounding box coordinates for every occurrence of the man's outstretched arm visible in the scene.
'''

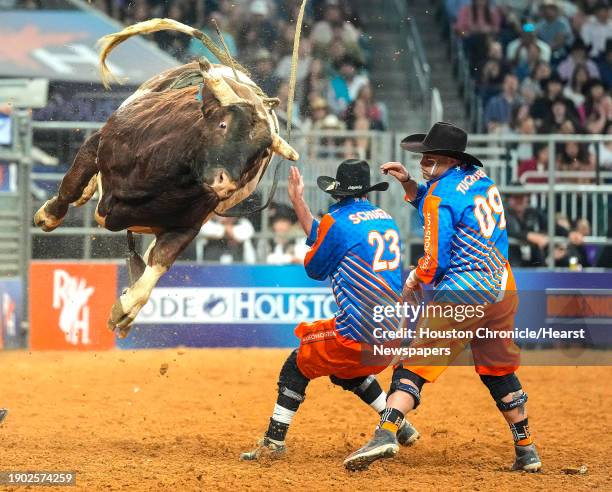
[288,166,314,237]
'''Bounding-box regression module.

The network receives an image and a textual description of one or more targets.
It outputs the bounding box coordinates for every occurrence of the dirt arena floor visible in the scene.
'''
[0,349,610,491]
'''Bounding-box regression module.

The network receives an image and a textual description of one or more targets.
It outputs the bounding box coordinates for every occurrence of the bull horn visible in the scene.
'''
[199,64,246,106]
[271,134,299,161]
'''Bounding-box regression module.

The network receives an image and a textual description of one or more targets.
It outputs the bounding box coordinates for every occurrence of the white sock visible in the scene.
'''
[272,403,296,425]
[370,391,387,414]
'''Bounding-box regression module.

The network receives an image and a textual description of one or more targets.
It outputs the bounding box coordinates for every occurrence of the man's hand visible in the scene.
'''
[287,166,314,236]
[381,161,419,202]
[288,166,305,205]
[381,162,410,183]
[402,269,423,305]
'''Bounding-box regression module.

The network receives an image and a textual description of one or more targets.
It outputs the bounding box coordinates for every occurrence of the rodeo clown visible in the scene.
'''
[344,123,541,472]
[241,159,419,461]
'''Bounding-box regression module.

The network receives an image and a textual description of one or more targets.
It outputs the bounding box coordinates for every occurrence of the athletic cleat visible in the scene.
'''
[396,418,420,446]
[512,443,542,472]
[344,428,399,471]
[0,408,7,424]
[240,437,287,461]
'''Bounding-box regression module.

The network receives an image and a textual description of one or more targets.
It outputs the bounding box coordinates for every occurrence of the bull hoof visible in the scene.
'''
[34,201,64,232]
[108,300,134,338]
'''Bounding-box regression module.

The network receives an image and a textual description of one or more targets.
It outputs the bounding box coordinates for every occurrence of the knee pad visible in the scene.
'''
[480,373,527,412]
[388,366,425,408]
[329,374,371,392]
[277,350,309,410]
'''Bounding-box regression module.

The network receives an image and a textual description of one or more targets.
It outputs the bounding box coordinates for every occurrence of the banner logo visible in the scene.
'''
[136,287,336,324]
[52,270,94,345]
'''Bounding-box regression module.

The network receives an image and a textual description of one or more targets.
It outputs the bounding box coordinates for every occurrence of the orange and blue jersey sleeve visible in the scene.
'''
[304,214,346,280]
[415,194,454,285]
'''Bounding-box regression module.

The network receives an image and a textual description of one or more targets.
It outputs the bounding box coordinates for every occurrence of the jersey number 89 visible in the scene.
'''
[474,186,506,238]
[368,229,400,272]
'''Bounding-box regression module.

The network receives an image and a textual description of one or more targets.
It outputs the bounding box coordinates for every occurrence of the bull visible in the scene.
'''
[33,19,300,337]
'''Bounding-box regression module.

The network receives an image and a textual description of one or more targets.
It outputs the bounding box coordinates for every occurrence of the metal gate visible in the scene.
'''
[0,109,33,340]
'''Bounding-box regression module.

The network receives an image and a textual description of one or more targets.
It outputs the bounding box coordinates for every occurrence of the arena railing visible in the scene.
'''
[23,122,612,269]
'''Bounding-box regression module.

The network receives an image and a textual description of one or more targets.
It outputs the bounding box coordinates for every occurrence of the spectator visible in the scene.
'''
[188,11,237,63]
[479,41,512,101]
[266,213,309,264]
[521,60,552,100]
[455,0,502,67]
[554,215,591,267]
[518,142,551,183]
[251,49,282,97]
[557,37,601,81]
[484,73,522,132]
[558,140,596,182]
[302,58,329,108]
[505,188,549,266]
[507,23,552,65]
[599,38,612,87]
[542,97,582,132]
[580,1,612,59]
[275,82,301,127]
[583,78,612,133]
[327,55,368,116]
[535,0,574,60]
[563,64,590,113]
[199,216,256,264]
[275,38,313,88]
[355,83,387,129]
[344,98,382,159]
[596,120,612,168]
[511,113,537,160]
[445,0,472,24]
[454,0,501,37]
[310,0,360,54]
[302,96,330,130]
[237,0,277,62]
[530,73,579,127]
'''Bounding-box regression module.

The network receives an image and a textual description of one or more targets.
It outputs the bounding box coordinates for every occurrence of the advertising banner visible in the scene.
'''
[29,262,117,350]
[117,266,612,351]
[0,277,23,349]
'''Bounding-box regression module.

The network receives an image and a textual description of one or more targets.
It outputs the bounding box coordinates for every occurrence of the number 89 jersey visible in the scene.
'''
[304,197,402,343]
[408,165,515,305]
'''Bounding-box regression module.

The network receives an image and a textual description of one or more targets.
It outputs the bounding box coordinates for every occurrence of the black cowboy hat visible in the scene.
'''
[400,121,483,167]
[317,159,389,197]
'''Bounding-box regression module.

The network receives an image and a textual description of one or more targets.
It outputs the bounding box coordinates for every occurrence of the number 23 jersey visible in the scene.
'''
[304,197,402,343]
[409,165,515,304]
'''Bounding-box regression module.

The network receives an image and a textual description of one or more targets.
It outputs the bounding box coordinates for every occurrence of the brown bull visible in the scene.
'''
[33,19,299,337]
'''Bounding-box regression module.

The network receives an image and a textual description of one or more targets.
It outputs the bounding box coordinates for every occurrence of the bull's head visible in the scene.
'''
[196,59,298,200]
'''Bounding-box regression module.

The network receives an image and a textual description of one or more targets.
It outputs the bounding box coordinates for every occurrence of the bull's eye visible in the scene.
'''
[219,121,227,129]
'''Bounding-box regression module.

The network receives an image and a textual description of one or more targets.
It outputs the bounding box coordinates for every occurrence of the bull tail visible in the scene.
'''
[97,18,248,89]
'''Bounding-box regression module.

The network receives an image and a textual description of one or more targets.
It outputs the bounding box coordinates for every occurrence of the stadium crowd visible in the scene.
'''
[35,0,388,141]
[441,0,611,267]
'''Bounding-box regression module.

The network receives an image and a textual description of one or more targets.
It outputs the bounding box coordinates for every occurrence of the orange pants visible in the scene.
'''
[400,293,520,382]
[295,318,387,380]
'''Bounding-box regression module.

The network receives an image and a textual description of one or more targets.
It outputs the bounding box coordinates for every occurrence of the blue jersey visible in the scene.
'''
[304,197,402,343]
[408,165,516,304]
